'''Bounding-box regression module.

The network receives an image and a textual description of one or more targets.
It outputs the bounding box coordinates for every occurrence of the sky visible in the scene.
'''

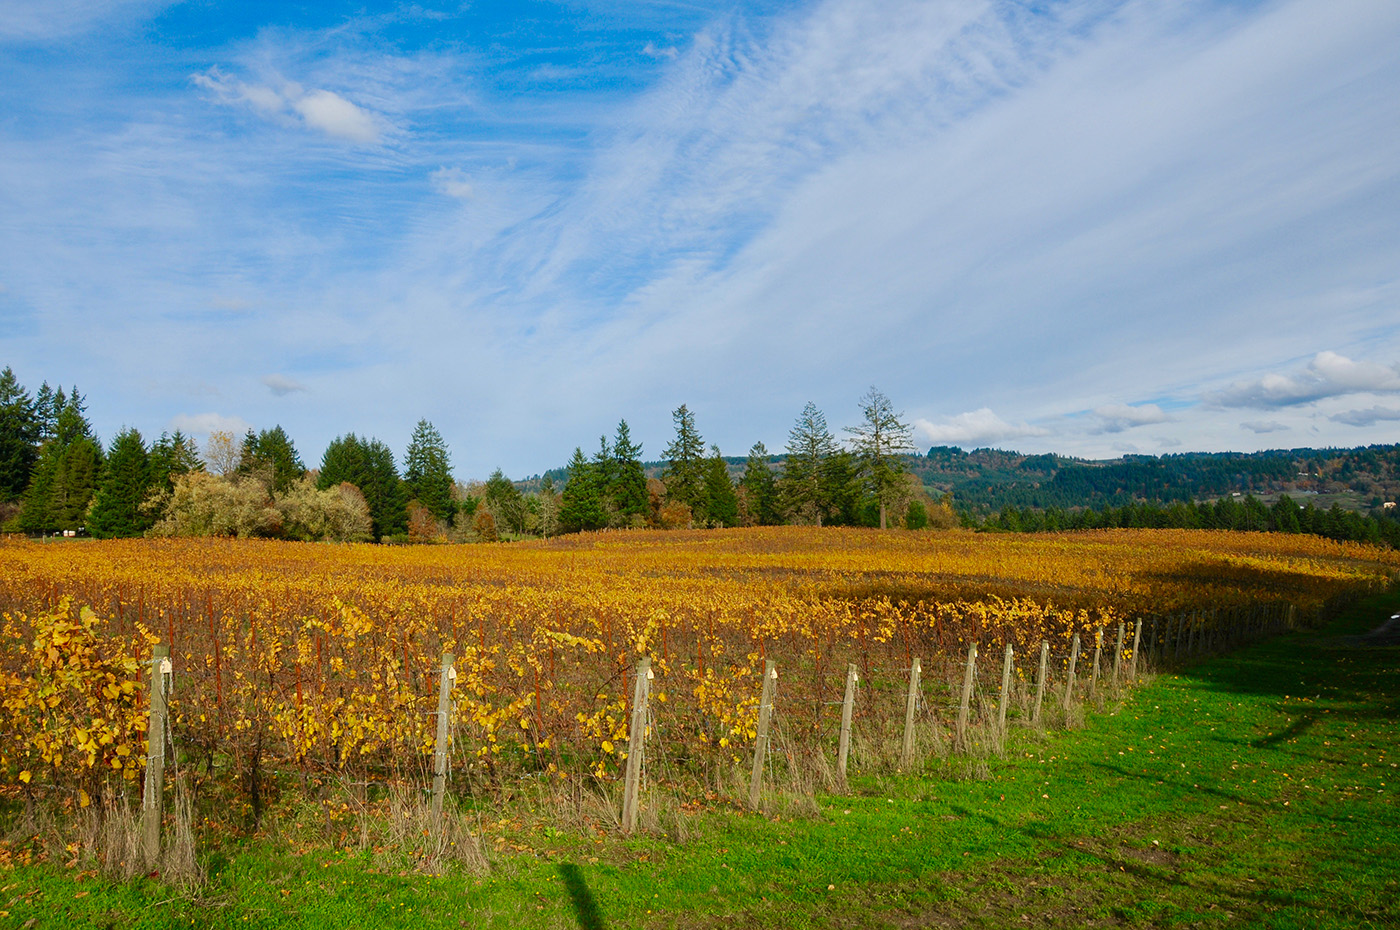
[1,0,1398,480]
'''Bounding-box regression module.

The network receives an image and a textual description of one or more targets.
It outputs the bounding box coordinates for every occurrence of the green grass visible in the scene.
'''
[4,593,1398,929]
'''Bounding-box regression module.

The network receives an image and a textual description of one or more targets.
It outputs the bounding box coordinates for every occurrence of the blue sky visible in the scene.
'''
[2,0,1398,479]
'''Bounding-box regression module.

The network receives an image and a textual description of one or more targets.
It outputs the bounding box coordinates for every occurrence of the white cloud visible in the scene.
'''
[641,42,678,60]
[1242,420,1290,434]
[1207,351,1400,409]
[291,88,380,143]
[168,412,251,436]
[0,0,167,41]
[261,374,308,396]
[913,409,1049,447]
[1092,403,1171,433]
[430,167,474,199]
[7,0,1400,475]
[192,68,382,143]
[1330,405,1400,427]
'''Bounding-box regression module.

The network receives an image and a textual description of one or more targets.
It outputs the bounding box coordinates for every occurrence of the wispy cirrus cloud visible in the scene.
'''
[1206,351,1400,409]
[3,0,1399,475]
[193,67,383,143]
[0,0,170,41]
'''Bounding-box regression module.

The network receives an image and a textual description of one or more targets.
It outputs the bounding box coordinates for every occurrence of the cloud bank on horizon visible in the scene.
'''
[1,0,1397,477]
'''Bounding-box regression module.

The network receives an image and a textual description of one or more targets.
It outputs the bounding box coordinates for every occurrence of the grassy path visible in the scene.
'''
[4,593,1397,929]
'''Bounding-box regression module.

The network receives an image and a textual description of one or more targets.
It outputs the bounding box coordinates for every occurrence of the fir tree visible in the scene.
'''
[19,387,100,534]
[0,367,39,501]
[662,404,706,512]
[559,446,606,532]
[238,425,305,494]
[845,387,915,530]
[403,419,455,522]
[484,468,526,536]
[780,401,837,525]
[740,442,780,526]
[34,382,57,442]
[702,445,739,527]
[88,427,154,538]
[592,435,617,524]
[318,433,406,539]
[149,431,202,491]
[609,419,648,526]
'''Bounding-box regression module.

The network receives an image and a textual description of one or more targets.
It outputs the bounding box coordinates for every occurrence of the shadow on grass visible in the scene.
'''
[558,863,607,930]
[944,798,1378,923]
[1159,595,1400,714]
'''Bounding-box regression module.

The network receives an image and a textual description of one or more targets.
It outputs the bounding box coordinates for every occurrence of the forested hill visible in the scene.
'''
[911,444,1400,517]
[533,445,1400,518]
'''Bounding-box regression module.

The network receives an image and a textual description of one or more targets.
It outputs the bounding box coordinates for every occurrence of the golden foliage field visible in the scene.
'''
[2,527,1396,806]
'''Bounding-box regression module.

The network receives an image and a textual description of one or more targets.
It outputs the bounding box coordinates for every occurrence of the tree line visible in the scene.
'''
[0,368,953,542]
[5,364,1392,548]
[982,494,1400,548]
[915,444,1400,515]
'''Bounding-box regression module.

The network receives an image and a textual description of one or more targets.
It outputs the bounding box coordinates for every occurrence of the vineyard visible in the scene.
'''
[2,527,1397,831]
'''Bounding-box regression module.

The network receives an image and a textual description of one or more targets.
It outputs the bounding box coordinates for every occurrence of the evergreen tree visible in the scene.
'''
[18,450,56,533]
[0,367,39,501]
[592,435,617,524]
[53,387,90,446]
[536,474,560,538]
[19,387,101,534]
[610,419,648,526]
[403,419,455,522]
[88,427,154,538]
[702,445,739,527]
[318,433,367,489]
[34,382,58,442]
[149,431,202,491]
[238,425,305,494]
[363,438,407,537]
[780,401,837,525]
[819,447,862,526]
[319,433,406,539]
[740,442,780,526]
[559,446,606,532]
[484,468,526,536]
[662,404,706,511]
[845,387,915,530]
[1272,495,1302,533]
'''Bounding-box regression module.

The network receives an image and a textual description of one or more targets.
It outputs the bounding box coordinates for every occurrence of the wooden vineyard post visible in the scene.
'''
[622,657,652,833]
[837,663,857,788]
[1032,641,1049,726]
[141,645,170,867]
[1089,628,1103,699]
[997,643,1014,738]
[957,643,977,748]
[1112,621,1126,686]
[1187,611,1197,656]
[748,661,777,811]
[1063,634,1080,711]
[900,658,922,769]
[431,652,455,823]
[1128,619,1143,680]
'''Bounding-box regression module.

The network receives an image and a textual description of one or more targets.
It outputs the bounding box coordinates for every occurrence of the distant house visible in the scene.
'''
[1385,501,1396,511]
